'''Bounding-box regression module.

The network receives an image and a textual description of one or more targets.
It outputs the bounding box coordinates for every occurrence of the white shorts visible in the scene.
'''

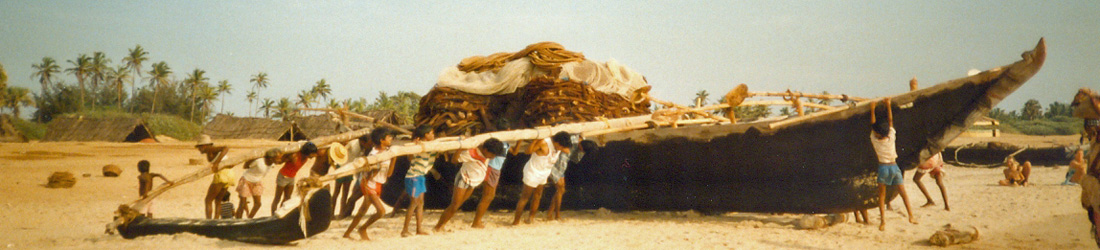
[276,174,295,187]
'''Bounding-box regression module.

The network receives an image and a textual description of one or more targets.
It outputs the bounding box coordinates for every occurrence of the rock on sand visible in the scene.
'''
[46,172,76,188]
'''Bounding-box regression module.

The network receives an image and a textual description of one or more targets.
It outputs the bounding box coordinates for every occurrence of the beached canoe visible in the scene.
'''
[381,38,1047,214]
[117,189,332,245]
[943,143,1072,167]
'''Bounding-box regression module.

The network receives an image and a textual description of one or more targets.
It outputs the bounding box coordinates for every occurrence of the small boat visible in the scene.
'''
[117,189,332,245]
[943,142,1072,167]
[382,38,1047,214]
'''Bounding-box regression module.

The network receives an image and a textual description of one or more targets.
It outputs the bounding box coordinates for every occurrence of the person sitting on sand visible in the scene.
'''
[913,152,949,211]
[1066,148,1086,185]
[271,142,319,215]
[217,190,235,219]
[512,132,572,225]
[433,138,505,232]
[195,135,232,220]
[870,98,917,231]
[344,127,398,241]
[999,157,1032,186]
[236,149,282,219]
[137,160,172,218]
[402,125,438,236]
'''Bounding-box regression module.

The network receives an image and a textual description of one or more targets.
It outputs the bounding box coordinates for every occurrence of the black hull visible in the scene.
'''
[943,146,1072,166]
[381,39,1046,214]
[118,189,332,245]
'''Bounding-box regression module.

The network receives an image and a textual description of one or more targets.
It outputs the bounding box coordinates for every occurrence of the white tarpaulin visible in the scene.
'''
[435,58,648,97]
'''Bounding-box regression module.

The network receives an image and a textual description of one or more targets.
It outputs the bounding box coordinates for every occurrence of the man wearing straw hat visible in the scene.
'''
[311,142,349,178]
[195,134,232,219]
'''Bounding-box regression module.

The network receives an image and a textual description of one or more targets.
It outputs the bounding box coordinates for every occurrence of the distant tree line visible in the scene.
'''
[16,45,419,125]
[987,99,1080,135]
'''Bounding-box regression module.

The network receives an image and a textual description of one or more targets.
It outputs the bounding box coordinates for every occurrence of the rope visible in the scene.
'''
[946,143,1028,168]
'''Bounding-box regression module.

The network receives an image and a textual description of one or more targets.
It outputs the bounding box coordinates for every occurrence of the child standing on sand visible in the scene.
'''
[913,152,950,211]
[871,98,917,231]
[401,125,438,237]
[344,127,398,241]
[137,160,172,218]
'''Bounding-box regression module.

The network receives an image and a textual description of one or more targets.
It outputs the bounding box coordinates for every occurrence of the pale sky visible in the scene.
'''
[1,1,1097,119]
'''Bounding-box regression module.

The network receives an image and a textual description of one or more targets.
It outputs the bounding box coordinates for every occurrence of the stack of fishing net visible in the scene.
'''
[416,42,651,135]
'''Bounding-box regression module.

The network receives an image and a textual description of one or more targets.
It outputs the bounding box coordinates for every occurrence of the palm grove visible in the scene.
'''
[14,45,421,127]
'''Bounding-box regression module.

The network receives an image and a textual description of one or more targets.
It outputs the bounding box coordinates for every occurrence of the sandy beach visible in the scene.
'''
[0,135,1093,249]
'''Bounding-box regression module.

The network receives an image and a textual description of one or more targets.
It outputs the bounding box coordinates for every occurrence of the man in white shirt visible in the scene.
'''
[236,149,283,218]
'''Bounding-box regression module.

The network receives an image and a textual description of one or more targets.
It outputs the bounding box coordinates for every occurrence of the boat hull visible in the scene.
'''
[117,189,332,245]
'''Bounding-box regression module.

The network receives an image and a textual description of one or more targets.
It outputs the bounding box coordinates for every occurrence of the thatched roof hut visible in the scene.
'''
[202,114,298,140]
[0,115,28,142]
[42,115,155,142]
[291,114,345,139]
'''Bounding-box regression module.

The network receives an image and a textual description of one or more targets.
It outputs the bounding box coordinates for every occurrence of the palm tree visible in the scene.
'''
[147,61,172,113]
[31,57,61,95]
[198,83,218,122]
[183,69,209,122]
[89,52,111,109]
[216,80,231,113]
[0,62,6,90]
[327,99,341,109]
[296,90,315,109]
[246,91,257,115]
[311,79,332,102]
[250,71,268,99]
[259,98,275,118]
[106,65,131,109]
[3,87,35,118]
[273,97,295,121]
[65,54,92,109]
[122,45,149,112]
[694,90,709,108]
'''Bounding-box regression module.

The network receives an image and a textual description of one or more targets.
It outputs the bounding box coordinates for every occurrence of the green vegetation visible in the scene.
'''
[6,45,420,140]
[988,99,1081,136]
[11,117,45,140]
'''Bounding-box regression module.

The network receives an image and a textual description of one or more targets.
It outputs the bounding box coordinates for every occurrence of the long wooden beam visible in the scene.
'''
[748,91,867,102]
[299,108,412,134]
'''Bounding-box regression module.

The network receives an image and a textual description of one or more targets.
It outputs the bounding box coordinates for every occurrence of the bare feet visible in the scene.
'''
[342,233,354,240]
[909,218,919,225]
[358,228,370,241]
[524,218,533,224]
[921,202,936,208]
[879,224,885,231]
[401,231,412,237]
[471,223,485,229]
[432,226,445,233]
[417,230,431,235]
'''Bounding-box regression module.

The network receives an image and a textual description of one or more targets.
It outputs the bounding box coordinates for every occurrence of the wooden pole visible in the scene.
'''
[644,94,731,122]
[748,91,867,102]
[300,108,412,134]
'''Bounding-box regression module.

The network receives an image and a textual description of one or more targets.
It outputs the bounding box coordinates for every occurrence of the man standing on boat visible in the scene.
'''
[870,98,917,231]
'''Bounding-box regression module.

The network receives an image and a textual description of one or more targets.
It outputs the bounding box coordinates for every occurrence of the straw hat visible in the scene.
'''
[328,142,348,164]
[196,134,213,147]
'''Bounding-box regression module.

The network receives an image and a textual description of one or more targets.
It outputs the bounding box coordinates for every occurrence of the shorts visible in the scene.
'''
[213,169,236,186]
[405,175,427,197]
[917,165,946,177]
[237,178,263,197]
[361,180,382,195]
[454,173,476,189]
[549,174,565,184]
[276,174,295,187]
[485,168,501,188]
[877,163,904,185]
[336,175,354,184]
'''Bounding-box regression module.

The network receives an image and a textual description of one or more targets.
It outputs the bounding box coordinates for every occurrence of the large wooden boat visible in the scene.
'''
[382,38,1047,214]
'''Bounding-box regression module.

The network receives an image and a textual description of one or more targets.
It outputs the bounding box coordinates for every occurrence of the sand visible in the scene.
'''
[0,136,1094,249]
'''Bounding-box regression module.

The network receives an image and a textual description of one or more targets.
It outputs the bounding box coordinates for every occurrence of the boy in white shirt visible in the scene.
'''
[871,98,916,231]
